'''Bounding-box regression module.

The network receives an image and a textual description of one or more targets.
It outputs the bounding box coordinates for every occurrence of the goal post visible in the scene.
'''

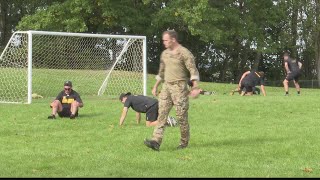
[0,31,147,104]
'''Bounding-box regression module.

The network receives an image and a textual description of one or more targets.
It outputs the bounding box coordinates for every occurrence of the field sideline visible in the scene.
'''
[1,79,320,177]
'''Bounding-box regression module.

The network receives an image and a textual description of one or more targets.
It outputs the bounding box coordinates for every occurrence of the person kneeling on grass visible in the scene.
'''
[238,70,266,96]
[119,92,177,127]
[48,81,83,120]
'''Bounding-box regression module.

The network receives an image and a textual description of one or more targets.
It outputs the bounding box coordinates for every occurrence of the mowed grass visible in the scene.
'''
[1,78,320,177]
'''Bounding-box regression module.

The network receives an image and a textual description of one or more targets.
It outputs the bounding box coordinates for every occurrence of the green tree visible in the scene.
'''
[10,0,320,84]
[0,0,62,51]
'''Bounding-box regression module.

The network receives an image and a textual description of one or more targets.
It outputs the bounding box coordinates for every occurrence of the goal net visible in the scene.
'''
[0,31,147,104]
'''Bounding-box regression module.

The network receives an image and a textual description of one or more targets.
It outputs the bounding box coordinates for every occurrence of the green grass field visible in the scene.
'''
[1,78,320,177]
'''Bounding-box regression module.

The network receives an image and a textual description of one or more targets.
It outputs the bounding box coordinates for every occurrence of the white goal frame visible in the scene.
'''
[0,31,147,104]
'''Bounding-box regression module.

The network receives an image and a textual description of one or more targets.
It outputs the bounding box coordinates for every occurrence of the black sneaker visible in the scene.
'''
[48,115,56,119]
[177,144,188,150]
[70,114,76,119]
[144,139,160,151]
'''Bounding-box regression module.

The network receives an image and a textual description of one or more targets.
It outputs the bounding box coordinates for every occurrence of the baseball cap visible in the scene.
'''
[64,80,72,87]
[119,92,131,101]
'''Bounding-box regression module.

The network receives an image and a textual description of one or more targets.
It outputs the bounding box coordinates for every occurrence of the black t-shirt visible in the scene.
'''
[243,71,265,86]
[285,58,300,72]
[55,90,83,109]
[124,95,158,113]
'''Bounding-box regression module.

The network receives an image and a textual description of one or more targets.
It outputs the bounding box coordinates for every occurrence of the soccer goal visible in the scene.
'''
[0,31,147,104]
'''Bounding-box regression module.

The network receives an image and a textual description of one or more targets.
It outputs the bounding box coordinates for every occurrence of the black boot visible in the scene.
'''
[144,139,160,151]
[177,144,188,150]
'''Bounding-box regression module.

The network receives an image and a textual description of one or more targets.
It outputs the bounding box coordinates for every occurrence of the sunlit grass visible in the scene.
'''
[1,79,320,177]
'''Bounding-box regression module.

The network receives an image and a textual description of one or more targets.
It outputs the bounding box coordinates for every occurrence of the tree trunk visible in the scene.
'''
[316,31,320,86]
[316,36,320,85]
[219,54,229,82]
[253,51,262,70]
[236,46,249,82]
[0,0,7,51]
[315,0,320,86]
[290,0,299,58]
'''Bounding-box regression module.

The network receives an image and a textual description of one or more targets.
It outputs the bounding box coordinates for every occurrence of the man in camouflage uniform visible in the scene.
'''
[144,30,200,151]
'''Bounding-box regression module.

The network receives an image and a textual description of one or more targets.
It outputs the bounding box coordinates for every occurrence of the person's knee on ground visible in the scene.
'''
[146,121,152,127]
[146,120,158,127]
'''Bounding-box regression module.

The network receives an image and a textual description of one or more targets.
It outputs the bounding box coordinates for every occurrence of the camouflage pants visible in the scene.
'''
[152,80,190,146]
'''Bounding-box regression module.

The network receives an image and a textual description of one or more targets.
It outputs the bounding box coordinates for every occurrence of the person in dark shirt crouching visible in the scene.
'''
[119,92,177,127]
[238,70,266,96]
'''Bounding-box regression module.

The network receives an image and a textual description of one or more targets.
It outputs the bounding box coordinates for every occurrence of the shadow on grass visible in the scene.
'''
[193,136,292,148]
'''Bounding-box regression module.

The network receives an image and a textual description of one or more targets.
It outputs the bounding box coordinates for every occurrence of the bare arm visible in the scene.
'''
[152,79,162,96]
[298,61,302,69]
[136,112,141,124]
[260,85,266,96]
[238,71,250,87]
[284,62,290,73]
[119,107,129,126]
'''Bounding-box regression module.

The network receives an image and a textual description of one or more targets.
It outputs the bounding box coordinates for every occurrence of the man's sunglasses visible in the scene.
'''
[64,88,71,91]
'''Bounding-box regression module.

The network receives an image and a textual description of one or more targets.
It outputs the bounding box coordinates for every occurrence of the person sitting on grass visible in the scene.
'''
[119,92,177,127]
[237,70,266,96]
[48,81,83,120]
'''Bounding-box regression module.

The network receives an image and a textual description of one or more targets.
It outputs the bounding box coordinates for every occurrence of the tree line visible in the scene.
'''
[1,0,320,84]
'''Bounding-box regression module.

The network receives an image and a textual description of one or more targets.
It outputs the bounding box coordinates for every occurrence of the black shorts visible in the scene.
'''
[240,82,253,93]
[146,103,158,122]
[286,71,301,81]
[58,107,79,117]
